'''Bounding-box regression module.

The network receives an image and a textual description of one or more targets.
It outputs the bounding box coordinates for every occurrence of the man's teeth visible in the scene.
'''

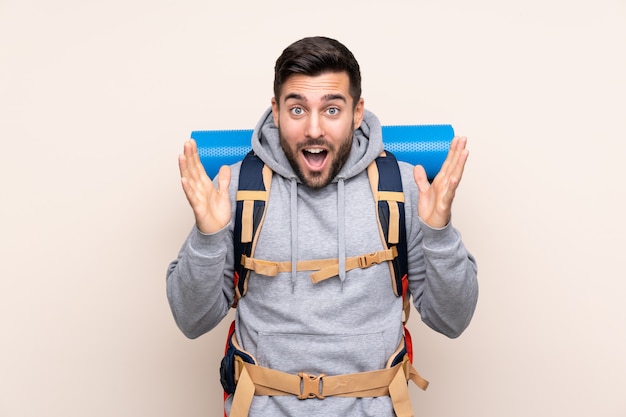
[305,149,324,154]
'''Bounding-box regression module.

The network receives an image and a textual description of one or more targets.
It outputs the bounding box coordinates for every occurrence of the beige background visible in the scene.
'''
[1,0,625,416]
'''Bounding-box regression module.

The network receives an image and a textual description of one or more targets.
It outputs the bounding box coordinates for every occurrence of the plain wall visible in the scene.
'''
[1,0,625,416]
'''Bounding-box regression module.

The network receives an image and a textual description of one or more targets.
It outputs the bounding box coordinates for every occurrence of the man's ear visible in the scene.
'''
[271,97,279,127]
[353,97,365,129]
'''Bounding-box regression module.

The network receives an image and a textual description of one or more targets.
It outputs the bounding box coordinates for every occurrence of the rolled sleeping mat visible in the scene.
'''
[191,124,454,181]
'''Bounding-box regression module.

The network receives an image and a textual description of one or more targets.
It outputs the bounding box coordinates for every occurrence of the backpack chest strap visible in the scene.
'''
[240,246,398,283]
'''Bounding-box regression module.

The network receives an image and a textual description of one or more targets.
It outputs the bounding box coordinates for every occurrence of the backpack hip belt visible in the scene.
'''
[225,332,429,417]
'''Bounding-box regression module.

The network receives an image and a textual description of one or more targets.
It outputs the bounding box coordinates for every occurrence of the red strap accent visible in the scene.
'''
[404,326,414,363]
[233,271,240,293]
[401,273,408,298]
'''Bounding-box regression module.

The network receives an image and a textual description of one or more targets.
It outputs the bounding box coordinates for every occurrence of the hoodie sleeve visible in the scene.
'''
[400,164,479,338]
[166,225,235,339]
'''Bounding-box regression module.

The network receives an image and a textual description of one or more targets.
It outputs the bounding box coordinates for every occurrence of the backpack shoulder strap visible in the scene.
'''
[367,151,410,322]
[232,150,408,316]
[233,151,272,306]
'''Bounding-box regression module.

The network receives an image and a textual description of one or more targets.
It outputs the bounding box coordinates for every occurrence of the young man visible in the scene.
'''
[167,36,478,417]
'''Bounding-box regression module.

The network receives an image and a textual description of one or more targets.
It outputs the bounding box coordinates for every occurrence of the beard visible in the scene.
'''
[279,126,354,189]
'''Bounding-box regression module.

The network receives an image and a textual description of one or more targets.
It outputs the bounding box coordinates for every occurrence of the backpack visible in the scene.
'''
[219,150,424,416]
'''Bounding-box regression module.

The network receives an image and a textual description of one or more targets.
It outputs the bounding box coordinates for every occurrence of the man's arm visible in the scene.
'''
[407,137,478,337]
[166,140,235,339]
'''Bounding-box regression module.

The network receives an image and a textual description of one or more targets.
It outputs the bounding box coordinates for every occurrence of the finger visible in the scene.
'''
[216,165,231,194]
[448,139,469,191]
[180,141,195,178]
[182,139,210,184]
[413,165,430,193]
[178,152,187,176]
[437,136,466,180]
[183,139,195,160]
[179,141,211,205]
[436,137,459,177]
[184,140,200,174]
[189,139,204,172]
[180,175,194,201]
[179,151,196,186]
[450,136,467,166]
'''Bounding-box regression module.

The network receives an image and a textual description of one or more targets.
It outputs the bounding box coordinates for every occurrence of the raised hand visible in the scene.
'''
[178,139,232,234]
[413,136,469,229]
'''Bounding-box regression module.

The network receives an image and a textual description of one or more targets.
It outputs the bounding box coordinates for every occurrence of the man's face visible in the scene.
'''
[271,72,364,189]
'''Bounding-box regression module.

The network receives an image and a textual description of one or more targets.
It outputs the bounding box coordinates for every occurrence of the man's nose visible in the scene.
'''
[305,114,325,138]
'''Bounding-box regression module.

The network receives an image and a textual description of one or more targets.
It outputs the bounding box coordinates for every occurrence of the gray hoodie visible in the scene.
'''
[167,108,478,417]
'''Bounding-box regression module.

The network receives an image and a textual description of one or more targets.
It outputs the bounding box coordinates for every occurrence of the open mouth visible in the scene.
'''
[302,148,328,170]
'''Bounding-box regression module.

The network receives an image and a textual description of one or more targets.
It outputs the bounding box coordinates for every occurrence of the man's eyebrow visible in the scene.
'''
[283,93,347,103]
[322,94,347,103]
[284,93,305,102]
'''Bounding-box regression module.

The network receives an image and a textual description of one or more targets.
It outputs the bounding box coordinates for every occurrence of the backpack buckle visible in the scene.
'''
[297,372,325,400]
[358,252,382,268]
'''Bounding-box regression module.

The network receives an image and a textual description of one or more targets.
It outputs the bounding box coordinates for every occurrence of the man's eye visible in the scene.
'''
[326,107,339,116]
[290,107,304,116]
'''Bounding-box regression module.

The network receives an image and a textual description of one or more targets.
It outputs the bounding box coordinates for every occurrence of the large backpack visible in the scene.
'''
[219,151,423,415]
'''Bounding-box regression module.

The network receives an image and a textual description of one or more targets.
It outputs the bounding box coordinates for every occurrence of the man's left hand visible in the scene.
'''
[413,136,469,229]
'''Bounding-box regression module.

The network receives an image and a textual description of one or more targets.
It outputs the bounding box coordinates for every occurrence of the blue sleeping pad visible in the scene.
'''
[191,124,454,181]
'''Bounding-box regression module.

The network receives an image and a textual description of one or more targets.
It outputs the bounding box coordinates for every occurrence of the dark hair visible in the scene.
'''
[273,36,362,108]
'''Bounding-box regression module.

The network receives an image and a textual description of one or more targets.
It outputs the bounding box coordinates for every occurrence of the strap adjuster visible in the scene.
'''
[297,372,325,400]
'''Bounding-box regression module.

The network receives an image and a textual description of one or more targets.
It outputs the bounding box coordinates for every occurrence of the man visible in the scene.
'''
[167,36,478,417]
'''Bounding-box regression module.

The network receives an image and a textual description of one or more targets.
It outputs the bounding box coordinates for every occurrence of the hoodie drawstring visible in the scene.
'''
[337,178,347,287]
[290,178,298,293]
[288,177,347,291]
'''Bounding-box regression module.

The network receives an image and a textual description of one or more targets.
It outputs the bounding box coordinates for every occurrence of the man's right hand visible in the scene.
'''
[178,139,232,234]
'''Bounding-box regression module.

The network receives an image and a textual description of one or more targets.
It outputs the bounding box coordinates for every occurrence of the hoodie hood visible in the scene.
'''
[250,107,384,182]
